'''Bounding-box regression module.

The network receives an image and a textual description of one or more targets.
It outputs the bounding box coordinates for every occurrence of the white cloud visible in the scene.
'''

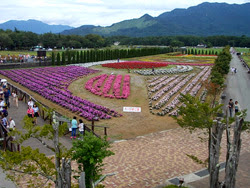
[0,0,249,27]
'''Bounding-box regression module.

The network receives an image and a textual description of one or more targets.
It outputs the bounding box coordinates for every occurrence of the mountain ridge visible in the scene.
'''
[1,2,250,36]
[61,2,250,37]
[0,19,74,34]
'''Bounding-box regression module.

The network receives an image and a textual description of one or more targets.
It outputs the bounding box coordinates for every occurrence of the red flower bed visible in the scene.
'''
[102,61,168,69]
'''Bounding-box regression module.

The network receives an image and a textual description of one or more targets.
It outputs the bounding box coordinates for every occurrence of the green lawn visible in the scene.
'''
[242,55,250,67]
[235,47,250,53]
[0,50,54,58]
[187,47,222,54]
[235,48,250,67]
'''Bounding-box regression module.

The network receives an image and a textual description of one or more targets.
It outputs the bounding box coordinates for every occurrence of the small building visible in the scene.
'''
[197,44,207,48]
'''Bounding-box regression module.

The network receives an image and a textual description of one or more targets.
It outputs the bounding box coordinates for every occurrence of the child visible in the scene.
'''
[234,101,241,114]
[78,119,85,135]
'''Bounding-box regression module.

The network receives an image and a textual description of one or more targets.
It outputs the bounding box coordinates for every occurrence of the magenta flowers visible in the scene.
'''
[0,66,122,121]
[85,74,130,99]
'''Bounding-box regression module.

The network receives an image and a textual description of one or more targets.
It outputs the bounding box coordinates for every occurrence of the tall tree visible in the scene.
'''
[51,52,55,66]
[56,53,61,66]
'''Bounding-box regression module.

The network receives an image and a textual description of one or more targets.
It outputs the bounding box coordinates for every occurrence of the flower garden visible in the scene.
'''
[0,66,122,121]
[147,66,211,116]
[0,53,217,138]
[101,61,168,69]
[85,74,130,99]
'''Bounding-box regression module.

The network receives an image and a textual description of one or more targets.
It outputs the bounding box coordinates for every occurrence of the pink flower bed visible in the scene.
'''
[85,74,130,99]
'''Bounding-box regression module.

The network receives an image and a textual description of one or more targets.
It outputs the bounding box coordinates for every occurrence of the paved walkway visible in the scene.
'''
[223,51,250,121]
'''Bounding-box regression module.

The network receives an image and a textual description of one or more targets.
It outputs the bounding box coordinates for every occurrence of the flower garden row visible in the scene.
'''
[147,66,211,116]
[101,61,213,70]
[85,74,130,99]
[135,65,193,75]
[102,61,168,69]
[0,66,122,121]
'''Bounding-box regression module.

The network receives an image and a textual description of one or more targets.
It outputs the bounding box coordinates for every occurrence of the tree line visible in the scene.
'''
[0,29,107,50]
[51,47,172,65]
[1,28,250,50]
[106,35,250,48]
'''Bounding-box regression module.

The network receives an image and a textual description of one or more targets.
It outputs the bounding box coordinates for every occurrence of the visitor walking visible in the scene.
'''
[228,99,234,117]
[71,116,78,139]
[27,106,34,118]
[33,104,39,125]
[3,88,10,108]
[8,117,15,130]
[28,98,34,108]
[1,114,8,128]
[234,68,237,74]
[0,98,4,111]
[78,119,85,135]
[231,67,234,74]
[12,91,18,108]
[234,101,241,115]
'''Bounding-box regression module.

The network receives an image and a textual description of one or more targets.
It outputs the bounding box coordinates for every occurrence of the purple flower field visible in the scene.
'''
[0,66,122,121]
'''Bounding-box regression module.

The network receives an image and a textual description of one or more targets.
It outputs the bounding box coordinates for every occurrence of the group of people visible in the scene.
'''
[0,82,15,131]
[228,99,241,117]
[231,67,237,74]
[71,116,85,139]
[26,98,39,125]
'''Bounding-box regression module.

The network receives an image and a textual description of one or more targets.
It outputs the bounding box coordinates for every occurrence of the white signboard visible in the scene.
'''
[123,107,141,112]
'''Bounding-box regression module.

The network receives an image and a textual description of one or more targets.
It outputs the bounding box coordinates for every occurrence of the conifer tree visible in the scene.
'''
[62,52,66,65]
[51,52,55,66]
[56,53,61,66]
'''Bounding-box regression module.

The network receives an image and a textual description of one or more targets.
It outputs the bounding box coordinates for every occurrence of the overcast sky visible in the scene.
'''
[1,0,249,27]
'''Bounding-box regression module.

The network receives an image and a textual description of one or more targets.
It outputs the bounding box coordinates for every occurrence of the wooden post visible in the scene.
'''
[11,142,13,151]
[3,135,7,151]
[79,172,86,188]
[104,127,107,136]
[92,119,95,132]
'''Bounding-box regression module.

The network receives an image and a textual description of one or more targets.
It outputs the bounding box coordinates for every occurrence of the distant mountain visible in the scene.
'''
[61,2,250,37]
[0,19,74,34]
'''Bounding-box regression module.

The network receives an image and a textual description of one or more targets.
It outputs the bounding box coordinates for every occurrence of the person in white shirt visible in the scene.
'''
[12,91,18,108]
[28,98,34,108]
[8,117,15,130]
[78,119,85,135]
[33,104,39,125]
[0,98,5,111]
